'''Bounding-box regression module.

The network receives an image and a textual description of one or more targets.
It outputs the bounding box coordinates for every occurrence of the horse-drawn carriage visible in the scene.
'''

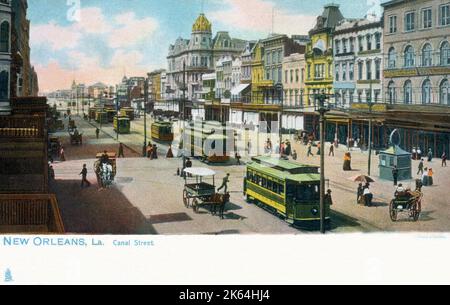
[69,130,83,145]
[182,167,229,219]
[49,136,61,155]
[389,190,423,222]
[94,152,117,188]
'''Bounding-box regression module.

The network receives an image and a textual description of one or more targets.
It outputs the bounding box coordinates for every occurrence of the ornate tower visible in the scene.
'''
[191,13,212,49]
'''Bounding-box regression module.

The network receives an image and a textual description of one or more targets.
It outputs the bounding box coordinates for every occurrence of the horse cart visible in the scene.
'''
[94,152,117,188]
[69,131,83,145]
[389,190,423,222]
[183,168,229,218]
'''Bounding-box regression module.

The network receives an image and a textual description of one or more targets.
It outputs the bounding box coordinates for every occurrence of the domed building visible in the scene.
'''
[166,13,247,119]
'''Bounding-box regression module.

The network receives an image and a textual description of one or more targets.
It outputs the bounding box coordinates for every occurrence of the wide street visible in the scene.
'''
[49,102,450,234]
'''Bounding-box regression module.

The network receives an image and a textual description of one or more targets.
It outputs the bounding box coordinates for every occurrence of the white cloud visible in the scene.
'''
[109,12,159,48]
[208,0,316,36]
[31,21,82,51]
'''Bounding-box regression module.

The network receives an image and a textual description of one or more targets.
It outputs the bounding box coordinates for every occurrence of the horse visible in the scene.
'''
[209,193,230,219]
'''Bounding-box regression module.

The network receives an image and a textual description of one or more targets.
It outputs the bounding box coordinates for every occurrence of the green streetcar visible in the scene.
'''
[244,156,331,229]
[113,116,131,134]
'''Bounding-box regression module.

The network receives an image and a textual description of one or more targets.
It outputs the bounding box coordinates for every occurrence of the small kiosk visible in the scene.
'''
[379,130,412,181]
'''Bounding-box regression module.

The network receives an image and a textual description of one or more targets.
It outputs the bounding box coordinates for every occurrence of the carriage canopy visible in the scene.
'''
[183,167,216,177]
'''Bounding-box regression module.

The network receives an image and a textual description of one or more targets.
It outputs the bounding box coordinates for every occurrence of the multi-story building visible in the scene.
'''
[305,4,345,106]
[333,17,383,108]
[282,53,306,131]
[0,0,12,115]
[166,13,246,118]
[380,0,450,156]
[88,82,108,99]
[148,69,166,102]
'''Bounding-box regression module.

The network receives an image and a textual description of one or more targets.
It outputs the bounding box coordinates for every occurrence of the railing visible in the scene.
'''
[0,194,65,234]
[0,115,45,138]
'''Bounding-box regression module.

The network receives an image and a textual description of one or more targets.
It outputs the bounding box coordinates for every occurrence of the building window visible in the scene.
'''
[422,79,432,104]
[358,61,363,80]
[301,68,304,83]
[349,63,354,81]
[295,69,299,83]
[405,11,416,32]
[389,15,398,33]
[0,70,8,100]
[335,39,340,55]
[342,63,347,81]
[404,80,413,104]
[335,64,339,81]
[358,36,363,52]
[266,53,271,65]
[366,34,372,51]
[343,39,348,53]
[366,60,372,80]
[441,41,450,66]
[350,37,355,53]
[404,46,415,67]
[374,90,380,103]
[373,33,381,50]
[388,47,396,68]
[0,21,9,53]
[290,69,294,83]
[388,81,396,104]
[272,51,276,64]
[422,8,432,29]
[278,68,282,84]
[285,70,288,83]
[375,60,381,80]
[349,90,354,104]
[278,50,283,63]
[307,64,311,79]
[440,4,450,26]
[358,90,363,103]
[422,43,433,67]
[440,79,450,105]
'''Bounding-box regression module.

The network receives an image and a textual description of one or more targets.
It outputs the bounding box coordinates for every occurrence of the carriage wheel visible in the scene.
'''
[183,190,190,208]
[412,200,422,222]
[192,199,199,213]
[389,200,398,222]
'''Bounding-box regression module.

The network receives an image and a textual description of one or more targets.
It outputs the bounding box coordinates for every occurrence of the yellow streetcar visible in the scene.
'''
[113,116,131,134]
[151,121,174,142]
[244,156,331,229]
[184,121,233,163]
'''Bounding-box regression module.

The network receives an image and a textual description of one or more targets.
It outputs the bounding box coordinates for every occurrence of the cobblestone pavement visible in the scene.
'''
[50,108,450,234]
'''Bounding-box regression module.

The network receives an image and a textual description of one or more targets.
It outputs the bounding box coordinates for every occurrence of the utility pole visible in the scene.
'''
[182,62,187,173]
[116,85,119,141]
[317,91,330,234]
[276,83,283,150]
[143,78,149,157]
[368,81,373,176]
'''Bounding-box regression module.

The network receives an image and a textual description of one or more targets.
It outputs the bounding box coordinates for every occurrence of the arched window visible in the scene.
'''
[404,45,415,67]
[404,80,413,104]
[388,81,396,104]
[0,21,9,53]
[441,41,450,66]
[0,70,8,100]
[422,79,432,104]
[422,43,433,67]
[388,47,396,68]
[441,79,450,105]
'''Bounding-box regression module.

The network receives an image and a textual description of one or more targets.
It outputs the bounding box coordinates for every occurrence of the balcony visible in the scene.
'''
[0,115,46,140]
[0,194,65,234]
[384,51,450,78]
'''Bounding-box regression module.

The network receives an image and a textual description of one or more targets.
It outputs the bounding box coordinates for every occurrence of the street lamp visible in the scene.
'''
[367,81,374,176]
[115,86,119,141]
[276,83,284,151]
[143,78,149,157]
[316,90,330,234]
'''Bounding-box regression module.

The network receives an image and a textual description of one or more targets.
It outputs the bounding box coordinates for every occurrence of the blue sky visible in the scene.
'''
[28,0,383,92]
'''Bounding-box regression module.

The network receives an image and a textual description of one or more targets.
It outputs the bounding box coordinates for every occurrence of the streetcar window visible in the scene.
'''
[267,180,273,191]
[279,184,285,195]
[261,178,267,188]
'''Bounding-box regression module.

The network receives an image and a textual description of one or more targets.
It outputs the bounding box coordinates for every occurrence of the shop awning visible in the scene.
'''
[231,84,250,95]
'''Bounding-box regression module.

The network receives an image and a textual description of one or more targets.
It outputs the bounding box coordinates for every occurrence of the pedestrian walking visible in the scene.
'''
[428,168,434,186]
[49,165,55,181]
[427,148,433,162]
[442,152,447,167]
[329,144,335,157]
[235,152,241,165]
[417,159,424,175]
[60,146,66,162]
[307,142,314,157]
[95,128,100,139]
[118,143,125,158]
[357,183,364,205]
[80,164,91,188]
[217,173,230,194]
[292,150,298,160]
[392,165,399,186]
[324,189,333,206]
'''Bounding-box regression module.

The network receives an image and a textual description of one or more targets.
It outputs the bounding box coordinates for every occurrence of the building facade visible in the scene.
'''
[305,4,344,106]
[333,17,383,108]
[383,0,450,106]
[0,0,11,114]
